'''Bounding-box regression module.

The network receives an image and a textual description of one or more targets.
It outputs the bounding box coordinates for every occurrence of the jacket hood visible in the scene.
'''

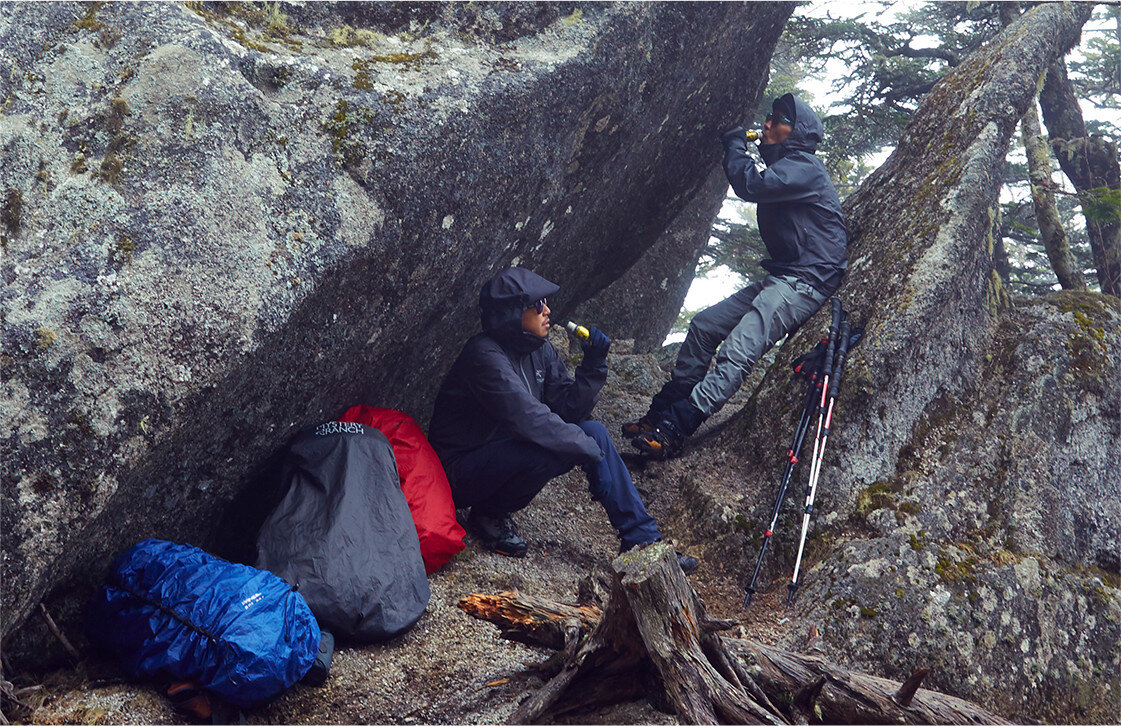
[479,267,560,352]
[761,94,823,165]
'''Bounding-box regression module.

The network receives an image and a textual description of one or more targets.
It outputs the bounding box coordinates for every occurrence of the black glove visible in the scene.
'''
[720,125,748,146]
[790,327,864,380]
[581,326,611,360]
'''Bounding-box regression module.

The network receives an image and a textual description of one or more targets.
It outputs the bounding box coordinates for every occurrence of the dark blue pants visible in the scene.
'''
[447,420,661,550]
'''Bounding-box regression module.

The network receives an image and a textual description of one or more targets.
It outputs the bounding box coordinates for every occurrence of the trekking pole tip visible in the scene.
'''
[742,586,756,608]
[786,582,799,606]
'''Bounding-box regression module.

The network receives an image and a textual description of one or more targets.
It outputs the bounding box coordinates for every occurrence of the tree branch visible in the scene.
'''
[883,44,960,65]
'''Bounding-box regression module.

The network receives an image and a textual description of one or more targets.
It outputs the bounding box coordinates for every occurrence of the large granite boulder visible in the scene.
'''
[575,165,730,352]
[797,291,1120,724]
[649,4,1118,722]
[0,0,794,665]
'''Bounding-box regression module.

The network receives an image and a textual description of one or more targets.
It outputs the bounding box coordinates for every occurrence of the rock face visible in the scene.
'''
[654,4,1118,723]
[798,292,1120,724]
[576,166,729,352]
[0,0,794,663]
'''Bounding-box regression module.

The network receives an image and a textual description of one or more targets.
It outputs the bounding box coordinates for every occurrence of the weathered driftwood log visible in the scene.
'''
[459,543,1017,725]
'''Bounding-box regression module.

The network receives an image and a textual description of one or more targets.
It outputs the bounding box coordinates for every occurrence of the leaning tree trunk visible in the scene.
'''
[1020,102,1086,290]
[1001,0,1085,292]
[1040,57,1121,296]
[459,544,1016,725]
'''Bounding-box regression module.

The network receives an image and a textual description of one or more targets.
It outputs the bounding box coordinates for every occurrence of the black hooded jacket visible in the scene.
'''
[428,268,605,476]
[721,94,847,294]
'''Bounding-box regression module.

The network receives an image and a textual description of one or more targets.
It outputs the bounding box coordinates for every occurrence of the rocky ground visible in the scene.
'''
[16,330,812,725]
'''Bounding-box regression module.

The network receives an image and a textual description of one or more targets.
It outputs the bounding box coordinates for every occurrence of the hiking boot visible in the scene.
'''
[621,414,658,438]
[468,510,528,557]
[621,541,699,575]
[164,681,212,721]
[630,425,684,459]
[676,552,699,575]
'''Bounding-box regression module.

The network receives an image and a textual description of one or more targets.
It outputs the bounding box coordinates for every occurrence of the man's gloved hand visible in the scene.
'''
[720,125,748,146]
[581,326,611,360]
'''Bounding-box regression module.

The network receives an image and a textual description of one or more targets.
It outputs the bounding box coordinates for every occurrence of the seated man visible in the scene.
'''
[626,93,846,458]
[428,267,697,574]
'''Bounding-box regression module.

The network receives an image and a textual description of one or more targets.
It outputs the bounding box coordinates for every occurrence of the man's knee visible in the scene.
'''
[577,420,611,450]
[688,308,723,344]
[488,441,576,488]
[534,449,578,481]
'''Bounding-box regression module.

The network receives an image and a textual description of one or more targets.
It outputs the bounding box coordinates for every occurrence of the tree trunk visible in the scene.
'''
[1040,57,1121,296]
[990,203,1012,285]
[1020,103,1086,290]
[459,544,1017,725]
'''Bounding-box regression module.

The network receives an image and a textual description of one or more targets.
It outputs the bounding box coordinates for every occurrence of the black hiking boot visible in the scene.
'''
[676,552,699,575]
[621,413,658,438]
[630,424,685,460]
[620,540,699,575]
[468,510,528,557]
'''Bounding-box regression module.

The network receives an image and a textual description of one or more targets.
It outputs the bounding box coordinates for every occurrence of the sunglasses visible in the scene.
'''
[532,297,548,314]
[766,112,793,126]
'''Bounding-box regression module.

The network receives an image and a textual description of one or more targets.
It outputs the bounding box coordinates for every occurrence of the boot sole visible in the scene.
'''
[630,436,676,460]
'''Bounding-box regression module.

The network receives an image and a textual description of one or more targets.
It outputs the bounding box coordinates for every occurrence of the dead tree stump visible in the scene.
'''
[613,545,785,724]
[462,544,784,724]
[459,543,1018,725]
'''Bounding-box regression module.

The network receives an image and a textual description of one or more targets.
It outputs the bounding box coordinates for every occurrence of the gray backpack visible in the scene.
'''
[256,422,429,642]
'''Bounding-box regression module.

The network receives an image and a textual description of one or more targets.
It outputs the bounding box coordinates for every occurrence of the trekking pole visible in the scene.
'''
[739,295,838,605]
[787,319,852,606]
[742,370,819,607]
[741,339,834,607]
[793,298,842,547]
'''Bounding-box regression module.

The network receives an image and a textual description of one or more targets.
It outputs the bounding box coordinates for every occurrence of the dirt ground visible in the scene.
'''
[18,335,812,725]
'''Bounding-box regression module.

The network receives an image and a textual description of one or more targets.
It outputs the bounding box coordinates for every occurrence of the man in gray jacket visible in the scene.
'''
[627,93,847,458]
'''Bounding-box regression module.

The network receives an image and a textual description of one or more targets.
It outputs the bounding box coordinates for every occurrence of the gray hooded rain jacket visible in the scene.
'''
[721,93,847,294]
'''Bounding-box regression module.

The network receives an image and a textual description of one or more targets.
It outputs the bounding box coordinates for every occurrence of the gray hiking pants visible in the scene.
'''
[679,274,827,416]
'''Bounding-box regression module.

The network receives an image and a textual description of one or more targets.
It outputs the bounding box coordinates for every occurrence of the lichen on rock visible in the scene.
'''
[0,0,793,674]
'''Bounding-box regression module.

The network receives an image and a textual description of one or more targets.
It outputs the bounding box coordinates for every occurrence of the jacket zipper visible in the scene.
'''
[515,356,534,395]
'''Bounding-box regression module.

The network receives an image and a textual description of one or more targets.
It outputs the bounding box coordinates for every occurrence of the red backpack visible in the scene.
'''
[338,406,465,573]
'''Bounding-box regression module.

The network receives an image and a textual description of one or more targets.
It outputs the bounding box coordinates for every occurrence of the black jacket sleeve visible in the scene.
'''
[722,129,820,204]
[541,346,606,425]
[463,340,603,464]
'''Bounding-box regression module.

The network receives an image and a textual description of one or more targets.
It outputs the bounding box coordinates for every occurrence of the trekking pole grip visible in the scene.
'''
[829,321,852,399]
[823,298,843,376]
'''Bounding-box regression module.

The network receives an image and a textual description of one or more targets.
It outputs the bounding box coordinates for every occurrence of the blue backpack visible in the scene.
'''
[87,539,320,707]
